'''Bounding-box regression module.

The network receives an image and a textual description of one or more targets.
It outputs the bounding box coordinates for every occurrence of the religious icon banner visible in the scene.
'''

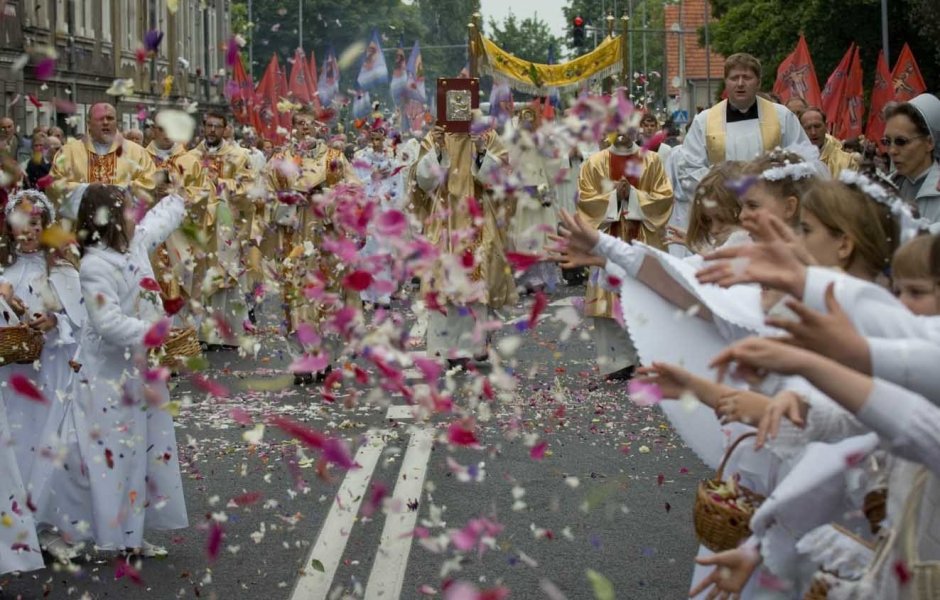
[475,33,623,95]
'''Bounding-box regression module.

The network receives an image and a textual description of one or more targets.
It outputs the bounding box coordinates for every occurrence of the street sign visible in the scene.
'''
[672,110,689,125]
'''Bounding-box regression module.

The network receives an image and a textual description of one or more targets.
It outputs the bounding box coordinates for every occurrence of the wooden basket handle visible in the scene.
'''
[715,431,757,481]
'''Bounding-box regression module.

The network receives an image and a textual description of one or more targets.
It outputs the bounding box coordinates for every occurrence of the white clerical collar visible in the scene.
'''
[609,144,638,156]
[92,141,112,155]
[153,146,173,159]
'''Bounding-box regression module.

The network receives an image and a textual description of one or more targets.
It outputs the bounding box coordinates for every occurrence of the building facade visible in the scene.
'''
[664,0,724,122]
[0,0,230,140]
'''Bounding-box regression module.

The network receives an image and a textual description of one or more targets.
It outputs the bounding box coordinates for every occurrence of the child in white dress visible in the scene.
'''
[40,184,188,557]
[0,190,86,561]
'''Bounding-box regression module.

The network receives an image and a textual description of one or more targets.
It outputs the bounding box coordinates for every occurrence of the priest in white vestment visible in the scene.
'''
[669,53,811,208]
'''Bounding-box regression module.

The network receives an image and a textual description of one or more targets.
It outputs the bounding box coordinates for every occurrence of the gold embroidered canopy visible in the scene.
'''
[472,31,625,95]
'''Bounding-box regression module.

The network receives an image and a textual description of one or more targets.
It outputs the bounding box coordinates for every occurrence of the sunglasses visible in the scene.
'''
[880,135,926,147]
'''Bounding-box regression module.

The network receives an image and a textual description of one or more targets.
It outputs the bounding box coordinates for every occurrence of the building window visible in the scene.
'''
[102,0,112,42]
[125,0,136,50]
[207,7,217,76]
[56,0,69,34]
[84,0,95,38]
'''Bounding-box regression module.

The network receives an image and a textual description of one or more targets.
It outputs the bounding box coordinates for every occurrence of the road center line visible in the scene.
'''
[289,429,388,600]
[363,427,435,600]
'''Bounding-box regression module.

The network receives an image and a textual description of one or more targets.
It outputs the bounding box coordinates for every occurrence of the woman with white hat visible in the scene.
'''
[885,93,940,233]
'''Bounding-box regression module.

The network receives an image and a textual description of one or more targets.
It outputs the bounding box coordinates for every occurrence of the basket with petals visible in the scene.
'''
[693,432,765,552]
[156,326,201,368]
[0,325,43,365]
[803,575,830,600]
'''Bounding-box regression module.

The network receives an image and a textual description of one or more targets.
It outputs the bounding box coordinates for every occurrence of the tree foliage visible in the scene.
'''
[562,0,668,104]
[234,0,479,88]
[486,12,563,64]
[707,0,938,94]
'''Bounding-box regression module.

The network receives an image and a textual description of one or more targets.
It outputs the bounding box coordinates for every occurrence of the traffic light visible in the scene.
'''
[572,16,585,48]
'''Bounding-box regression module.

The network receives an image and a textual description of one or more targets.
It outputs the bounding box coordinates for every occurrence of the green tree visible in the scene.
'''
[486,12,562,64]
[707,0,938,94]
[562,0,667,105]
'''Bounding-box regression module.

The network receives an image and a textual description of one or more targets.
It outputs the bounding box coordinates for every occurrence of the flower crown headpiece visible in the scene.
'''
[838,170,927,242]
[6,189,55,224]
[760,143,821,182]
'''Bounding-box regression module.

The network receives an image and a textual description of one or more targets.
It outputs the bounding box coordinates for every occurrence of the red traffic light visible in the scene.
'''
[574,16,584,26]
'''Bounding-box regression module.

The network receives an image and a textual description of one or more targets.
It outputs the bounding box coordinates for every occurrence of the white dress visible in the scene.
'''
[505,123,563,292]
[41,195,189,549]
[0,402,43,574]
[354,147,406,305]
[0,252,85,516]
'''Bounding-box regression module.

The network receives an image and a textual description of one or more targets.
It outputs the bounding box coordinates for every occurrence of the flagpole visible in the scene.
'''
[248,0,253,75]
[880,0,889,64]
[298,0,304,51]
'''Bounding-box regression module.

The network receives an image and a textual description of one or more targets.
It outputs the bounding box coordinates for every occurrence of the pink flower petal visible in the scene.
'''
[206,521,223,563]
[143,318,172,348]
[342,270,373,292]
[288,352,330,374]
[447,420,480,447]
[10,374,46,404]
[191,374,230,398]
[530,441,548,461]
[375,209,407,236]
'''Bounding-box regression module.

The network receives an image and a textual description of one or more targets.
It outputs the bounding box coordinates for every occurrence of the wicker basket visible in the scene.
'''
[157,326,201,368]
[0,325,43,365]
[804,575,830,600]
[693,432,765,552]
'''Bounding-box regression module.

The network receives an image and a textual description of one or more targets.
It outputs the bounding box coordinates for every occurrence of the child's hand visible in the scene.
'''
[29,312,58,332]
[9,296,27,317]
[0,282,13,301]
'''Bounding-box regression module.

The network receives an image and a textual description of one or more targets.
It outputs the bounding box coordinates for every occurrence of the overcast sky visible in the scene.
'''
[479,0,570,38]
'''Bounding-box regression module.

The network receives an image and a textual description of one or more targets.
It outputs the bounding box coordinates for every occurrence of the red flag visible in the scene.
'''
[773,35,822,108]
[821,44,854,131]
[288,49,312,105]
[865,50,892,143]
[835,45,865,141]
[307,50,320,108]
[254,54,283,141]
[228,53,255,127]
[276,61,291,130]
[891,43,926,103]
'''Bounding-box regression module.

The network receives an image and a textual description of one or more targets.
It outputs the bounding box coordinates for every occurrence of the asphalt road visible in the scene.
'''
[0,283,709,600]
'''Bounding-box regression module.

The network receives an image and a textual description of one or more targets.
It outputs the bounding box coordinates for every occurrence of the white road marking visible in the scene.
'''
[362,427,435,600]
[385,405,415,420]
[289,429,389,600]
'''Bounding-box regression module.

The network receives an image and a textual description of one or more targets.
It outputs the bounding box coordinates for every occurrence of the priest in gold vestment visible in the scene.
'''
[147,117,209,312]
[578,131,673,380]
[188,111,254,346]
[50,103,157,219]
[410,126,516,364]
[265,112,361,384]
[799,107,859,177]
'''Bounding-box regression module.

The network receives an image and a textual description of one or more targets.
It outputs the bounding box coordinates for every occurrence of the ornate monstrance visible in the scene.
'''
[436,78,479,134]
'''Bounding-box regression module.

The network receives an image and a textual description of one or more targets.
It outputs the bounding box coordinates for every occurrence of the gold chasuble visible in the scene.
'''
[577,148,673,319]
[819,134,860,178]
[264,143,360,333]
[187,140,254,301]
[49,135,157,205]
[704,96,782,165]
[410,130,516,310]
[147,142,209,302]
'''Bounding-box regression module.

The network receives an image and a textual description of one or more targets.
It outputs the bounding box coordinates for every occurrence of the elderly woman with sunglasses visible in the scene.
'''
[884,93,940,233]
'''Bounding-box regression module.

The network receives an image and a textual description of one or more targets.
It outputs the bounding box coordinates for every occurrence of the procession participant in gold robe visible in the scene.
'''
[799,107,860,177]
[146,117,209,313]
[188,110,254,347]
[50,103,157,220]
[410,124,515,366]
[577,129,674,381]
[265,111,361,384]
